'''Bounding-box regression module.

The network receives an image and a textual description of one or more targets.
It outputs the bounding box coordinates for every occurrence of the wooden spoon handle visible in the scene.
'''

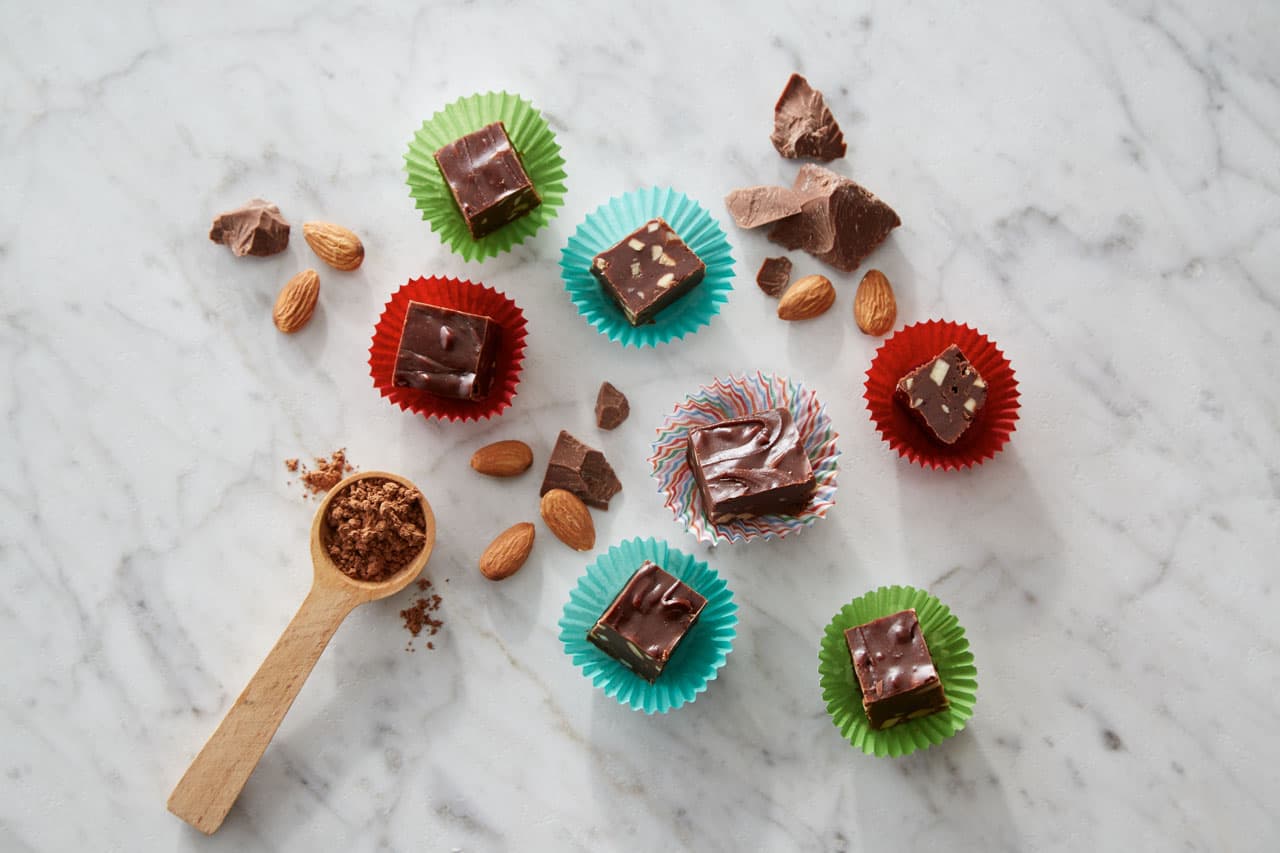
[167,583,358,834]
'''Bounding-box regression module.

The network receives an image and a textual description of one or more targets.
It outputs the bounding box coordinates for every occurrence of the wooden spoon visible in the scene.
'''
[167,471,435,835]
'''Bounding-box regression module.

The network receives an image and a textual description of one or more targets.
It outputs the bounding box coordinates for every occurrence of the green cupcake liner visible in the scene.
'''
[559,537,738,714]
[819,585,978,757]
[405,91,567,261]
[560,187,735,348]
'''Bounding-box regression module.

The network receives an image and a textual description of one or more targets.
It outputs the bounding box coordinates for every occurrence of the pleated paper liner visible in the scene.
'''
[819,585,978,757]
[864,320,1019,470]
[404,91,567,261]
[560,187,735,348]
[559,537,738,714]
[648,372,840,545]
[368,277,527,422]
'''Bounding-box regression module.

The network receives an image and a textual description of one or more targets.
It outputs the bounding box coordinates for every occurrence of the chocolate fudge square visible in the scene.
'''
[895,344,988,444]
[587,561,707,682]
[845,609,948,730]
[686,407,816,523]
[434,122,541,239]
[591,218,706,325]
[393,301,501,401]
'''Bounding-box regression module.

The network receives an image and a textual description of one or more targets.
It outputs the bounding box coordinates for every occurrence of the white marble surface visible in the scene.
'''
[3,1,1279,850]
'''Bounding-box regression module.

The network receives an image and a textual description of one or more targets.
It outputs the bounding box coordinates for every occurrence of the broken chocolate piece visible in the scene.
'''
[595,382,630,430]
[768,164,900,272]
[209,198,290,257]
[591,218,706,325]
[895,344,988,444]
[686,408,816,522]
[539,430,622,509]
[724,186,806,229]
[771,73,847,161]
[434,122,541,239]
[845,609,948,729]
[587,561,707,683]
[756,256,792,297]
[393,301,501,401]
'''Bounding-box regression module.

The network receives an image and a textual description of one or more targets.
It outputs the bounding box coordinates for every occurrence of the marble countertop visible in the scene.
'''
[3,1,1278,850]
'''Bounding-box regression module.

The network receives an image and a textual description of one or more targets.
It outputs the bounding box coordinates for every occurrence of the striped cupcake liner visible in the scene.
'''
[648,372,840,545]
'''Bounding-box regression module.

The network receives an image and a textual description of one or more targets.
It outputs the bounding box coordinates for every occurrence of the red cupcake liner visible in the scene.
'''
[369,276,528,422]
[864,319,1019,470]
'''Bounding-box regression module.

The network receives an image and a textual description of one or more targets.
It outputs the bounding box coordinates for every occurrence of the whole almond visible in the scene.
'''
[303,221,365,271]
[853,269,897,336]
[539,489,595,551]
[478,522,536,580]
[777,274,835,321]
[272,269,320,333]
[470,440,534,477]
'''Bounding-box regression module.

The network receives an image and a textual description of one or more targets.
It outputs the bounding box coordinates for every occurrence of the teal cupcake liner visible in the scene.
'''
[560,187,735,348]
[819,585,978,757]
[405,91,567,261]
[559,537,738,714]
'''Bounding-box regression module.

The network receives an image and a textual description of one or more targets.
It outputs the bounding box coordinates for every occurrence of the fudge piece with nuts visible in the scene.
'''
[590,218,706,325]
[434,122,541,239]
[587,561,707,682]
[894,344,988,445]
[844,609,948,730]
[393,301,501,401]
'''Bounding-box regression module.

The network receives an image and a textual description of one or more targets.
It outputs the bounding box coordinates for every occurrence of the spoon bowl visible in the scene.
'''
[310,470,436,597]
[168,471,434,835]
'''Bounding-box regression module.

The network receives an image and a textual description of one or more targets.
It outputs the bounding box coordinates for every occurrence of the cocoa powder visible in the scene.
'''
[323,477,426,582]
[287,449,355,496]
[401,577,444,652]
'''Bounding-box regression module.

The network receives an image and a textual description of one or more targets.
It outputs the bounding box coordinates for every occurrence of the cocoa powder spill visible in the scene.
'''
[286,449,355,496]
[323,477,426,582]
[401,577,444,652]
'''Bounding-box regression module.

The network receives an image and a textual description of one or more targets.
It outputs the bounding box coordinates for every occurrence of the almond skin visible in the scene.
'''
[853,269,897,336]
[539,489,595,551]
[470,440,534,477]
[272,269,320,333]
[777,274,836,320]
[303,221,364,271]
[478,522,536,580]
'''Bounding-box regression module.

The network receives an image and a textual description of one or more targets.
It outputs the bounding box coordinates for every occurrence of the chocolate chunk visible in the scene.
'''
[540,430,622,509]
[595,382,630,430]
[587,561,707,683]
[845,609,948,729]
[895,344,988,444]
[767,164,900,272]
[724,186,806,229]
[755,256,792,297]
[434,122,541,239]
[771,73,847,161]
[591,218,706,326]
[393,301,501,401]
[686,408,816,522]
[209,198,290,257]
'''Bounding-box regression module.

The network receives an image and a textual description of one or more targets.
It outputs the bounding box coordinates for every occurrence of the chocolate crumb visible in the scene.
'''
[756,256,793,297]
[284,458,299,472]
[595,382,630,430]
[324,477,426,582]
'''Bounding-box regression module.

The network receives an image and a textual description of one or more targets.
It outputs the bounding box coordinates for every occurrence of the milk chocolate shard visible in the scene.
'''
[595,382,630,430]
[724,186,806,229]
[768,164,901,273]
[209,198,290,257]
[771,73,847,161]
[539,430,622,509]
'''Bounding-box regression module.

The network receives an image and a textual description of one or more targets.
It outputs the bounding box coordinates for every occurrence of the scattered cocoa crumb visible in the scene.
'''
[323,477,426,582]
[284,458,299,472]
[401,577,445,651]
[302,449,355,495]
